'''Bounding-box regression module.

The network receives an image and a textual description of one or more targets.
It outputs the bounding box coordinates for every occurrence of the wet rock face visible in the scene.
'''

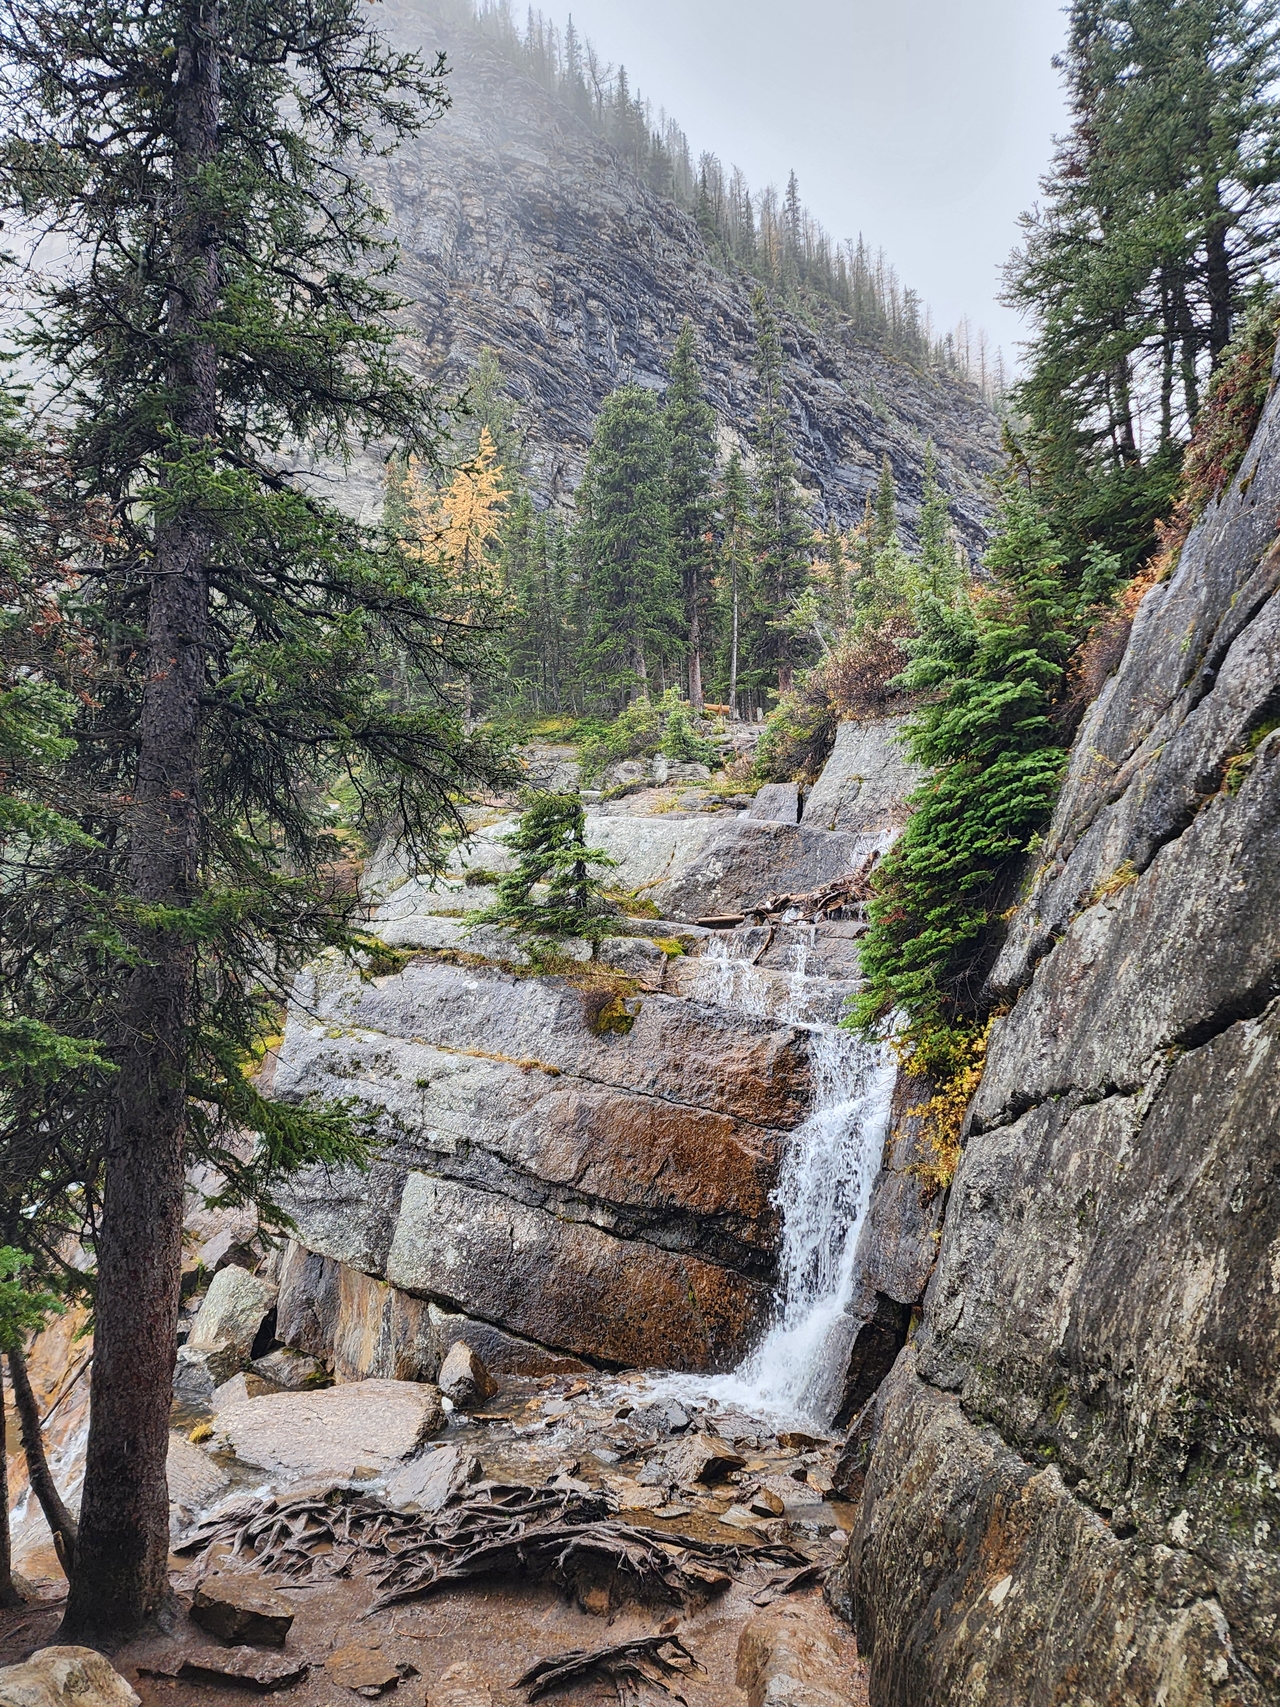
[848,358,1280,1701]
[347,9,1000,542]
[273,955,812,1370]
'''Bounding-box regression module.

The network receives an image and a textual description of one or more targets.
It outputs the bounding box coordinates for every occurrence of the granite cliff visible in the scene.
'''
[841,345,1280,1703]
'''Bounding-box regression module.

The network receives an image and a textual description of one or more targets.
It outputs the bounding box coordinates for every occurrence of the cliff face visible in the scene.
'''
[341,2,1002,544]
[270,724,918,1379]
[844,357,1280,1703]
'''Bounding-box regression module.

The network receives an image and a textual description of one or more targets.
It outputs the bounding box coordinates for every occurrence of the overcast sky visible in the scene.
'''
[550,0,1071,367]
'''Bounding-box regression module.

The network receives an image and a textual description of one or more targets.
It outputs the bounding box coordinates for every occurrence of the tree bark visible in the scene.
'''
[61,0,220,1643]
[0,1377,23,1608]
[1205,208,1233,361]
[8,1349,77,1582]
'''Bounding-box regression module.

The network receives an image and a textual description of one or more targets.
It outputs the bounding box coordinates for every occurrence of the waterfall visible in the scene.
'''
[651,959,896,1427]
[724,1028,895,1422]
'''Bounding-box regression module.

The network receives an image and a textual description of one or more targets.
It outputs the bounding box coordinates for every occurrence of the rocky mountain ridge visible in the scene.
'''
[338,0,1003,546]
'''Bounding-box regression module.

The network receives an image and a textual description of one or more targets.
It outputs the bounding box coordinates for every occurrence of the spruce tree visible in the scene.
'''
[468,791,617,957]
[575,386,680,705]
[665,322,718,709]
[747,291,811,693]
[713,451,754,716]
[852,482,1078,1037]
[918,441,960,597]
[871,453,898,552]
[0,0,509,1637]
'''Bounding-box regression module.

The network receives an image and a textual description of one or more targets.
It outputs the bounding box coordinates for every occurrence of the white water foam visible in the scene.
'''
[653,1017,895,1429]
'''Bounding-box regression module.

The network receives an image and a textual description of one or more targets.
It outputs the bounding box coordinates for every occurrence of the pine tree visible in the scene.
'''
[575,386,681,705]
[0,0,511,1636]
[747,291,811,693]
[871,453,898,552]
[853,482,1078,1037]
[468,791,617,956]
[1006,0,1280,572]
[918,441,960,597]
[712,451,754,717]
[665,322,718,709]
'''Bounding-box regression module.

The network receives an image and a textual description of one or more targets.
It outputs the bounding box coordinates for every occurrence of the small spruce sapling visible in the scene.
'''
[468,792,618,961]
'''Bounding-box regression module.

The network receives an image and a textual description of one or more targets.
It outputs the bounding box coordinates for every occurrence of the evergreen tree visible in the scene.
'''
[852,482,1079,1038]
[871,453,898,552]
[712,450,754,716]
[665,321,718,708]
[918,441,960,596]
[747,291,811,693]
[507,505,575,711]
[0,0,510,1636]
[1006,0,1280,571]
[575,386,681,705]
[468,791,617,957]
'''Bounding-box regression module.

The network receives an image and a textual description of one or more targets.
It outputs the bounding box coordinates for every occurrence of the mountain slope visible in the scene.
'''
[349,0,1002,543]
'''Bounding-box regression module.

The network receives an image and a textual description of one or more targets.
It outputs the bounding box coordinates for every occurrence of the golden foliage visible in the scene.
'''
[898,1016,998,1201]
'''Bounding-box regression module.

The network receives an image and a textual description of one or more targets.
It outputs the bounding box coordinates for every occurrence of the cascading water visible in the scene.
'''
[657,936,896,1427]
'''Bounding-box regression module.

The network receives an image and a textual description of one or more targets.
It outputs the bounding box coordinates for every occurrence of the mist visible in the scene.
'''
[541,0,1071,366]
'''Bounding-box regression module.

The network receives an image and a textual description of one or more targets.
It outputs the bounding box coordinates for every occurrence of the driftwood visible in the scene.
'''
[176,1479,808,1614]
[515,1634,702,1703]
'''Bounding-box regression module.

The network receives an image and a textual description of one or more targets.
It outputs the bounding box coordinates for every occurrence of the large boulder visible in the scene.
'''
[187,1264,277,1362]
[386,1172,772,1371]
[648,821,872,922]
[0,1650,138,1707]
[211,1379,445,1481]
[801,717,921,834]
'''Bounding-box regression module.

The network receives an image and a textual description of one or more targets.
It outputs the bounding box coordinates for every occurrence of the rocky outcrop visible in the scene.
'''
[273,718,917,1373]
[845,359,1280,1701]
[336,4,1001,544]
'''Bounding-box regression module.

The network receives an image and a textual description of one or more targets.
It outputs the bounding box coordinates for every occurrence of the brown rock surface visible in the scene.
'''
[323,1646,402,1695]
[191,1574,295,1647]
[386,1172,773,1371]
[666,1433,746,1487]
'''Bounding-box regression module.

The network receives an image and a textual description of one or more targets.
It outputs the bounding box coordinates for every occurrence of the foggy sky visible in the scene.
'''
[553,0,1070,367]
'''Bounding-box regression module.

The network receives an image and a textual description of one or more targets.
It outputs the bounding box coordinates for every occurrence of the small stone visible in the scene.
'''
[667,1432,746,1487]
[383,1444,483,1513]
[430,1661,492,1707]
[0,1647,140,1707]
[191,1573,295,1648]
[664,1404,690,1433]
[652,1501,695,1520]
[750,1488,786,1517]
[140,1647,308,1692]
[251,1348,326,1391]
[776,1430,826,1451]
[174,1343,241,1405]
[718,1503,766,1534]
[212,1371,282,1408]
[324,1647,402,1695]
[805,1467,835,1497]
[437,1341,498,1410]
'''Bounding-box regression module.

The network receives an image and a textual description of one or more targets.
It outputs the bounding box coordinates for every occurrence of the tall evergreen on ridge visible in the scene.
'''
[871,453,898,552]
[575,386,681,705]
[507,502,575,711]
[918,441,961,596]
[0,0,509,1637]
[747,290,811,694]
[665,321,719,709]
[1006,0,1280,571]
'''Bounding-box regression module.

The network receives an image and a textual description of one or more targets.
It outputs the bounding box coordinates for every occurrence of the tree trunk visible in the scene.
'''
[1205,201,1233,360]
[61,0,220,1643]
[728,568,739,720]
[0,1376,23,1609]
[8,1349,77,1583]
